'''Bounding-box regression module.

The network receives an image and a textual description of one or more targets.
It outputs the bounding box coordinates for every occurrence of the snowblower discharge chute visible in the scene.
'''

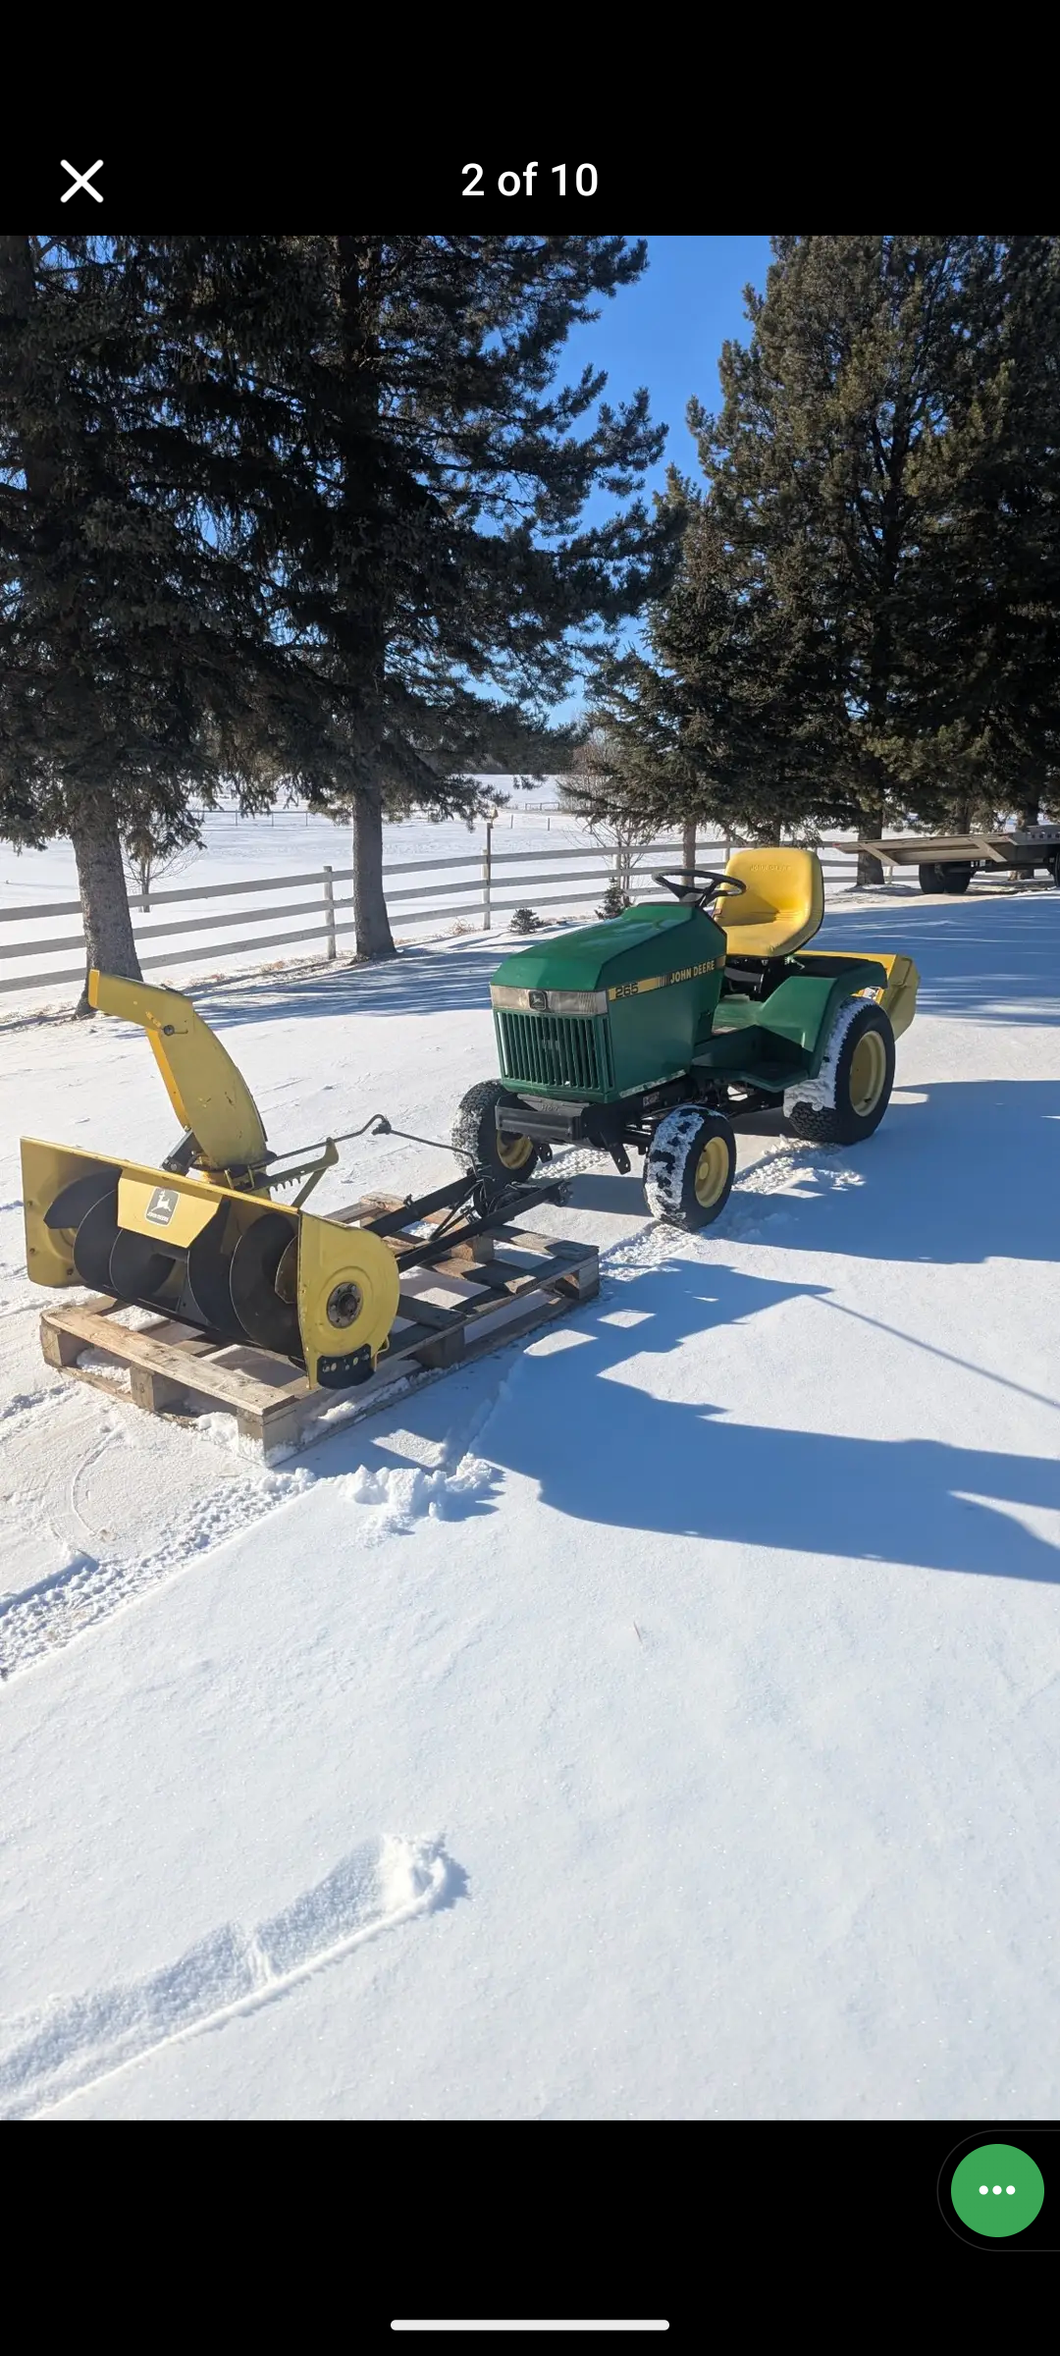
[20,972,400,1389]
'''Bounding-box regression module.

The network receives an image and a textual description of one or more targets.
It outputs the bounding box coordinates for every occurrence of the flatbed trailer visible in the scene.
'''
[828,826,1060,893]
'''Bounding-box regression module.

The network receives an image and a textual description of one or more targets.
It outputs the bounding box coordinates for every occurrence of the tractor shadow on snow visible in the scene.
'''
[305,1068,1060,1584]
[314,1235,1060,1586]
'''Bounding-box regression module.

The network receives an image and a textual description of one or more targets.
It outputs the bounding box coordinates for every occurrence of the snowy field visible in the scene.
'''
[0,786,872,1013]
[1,869,1059,2119]
[0,788,668,1010]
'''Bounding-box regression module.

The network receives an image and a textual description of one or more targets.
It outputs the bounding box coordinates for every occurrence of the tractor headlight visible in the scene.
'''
[490,985,608,1016]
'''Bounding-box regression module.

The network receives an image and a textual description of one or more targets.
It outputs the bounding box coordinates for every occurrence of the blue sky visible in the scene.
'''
[560,235,773,507]
[551,235,774,712]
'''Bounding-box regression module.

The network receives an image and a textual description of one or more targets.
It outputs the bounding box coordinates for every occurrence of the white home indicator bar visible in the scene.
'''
[391,2328,670,2335]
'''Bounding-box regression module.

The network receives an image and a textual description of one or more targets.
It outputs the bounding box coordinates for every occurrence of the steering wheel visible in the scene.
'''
[652,869,747,910]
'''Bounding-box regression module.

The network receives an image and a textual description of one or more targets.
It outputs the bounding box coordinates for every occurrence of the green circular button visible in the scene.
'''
[950,2144,1045,2237]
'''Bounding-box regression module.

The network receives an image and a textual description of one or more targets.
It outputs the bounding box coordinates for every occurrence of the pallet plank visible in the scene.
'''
[40,1301,295,1414]
[38,1223,599,1466]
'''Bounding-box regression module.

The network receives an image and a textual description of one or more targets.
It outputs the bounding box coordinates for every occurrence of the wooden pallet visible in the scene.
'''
[37,1195,599,1465]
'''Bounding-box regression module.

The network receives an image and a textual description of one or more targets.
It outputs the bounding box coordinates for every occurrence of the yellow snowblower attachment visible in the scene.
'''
[21,974,400,1390]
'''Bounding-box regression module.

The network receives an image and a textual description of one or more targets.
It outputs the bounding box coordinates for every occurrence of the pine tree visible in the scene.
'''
[690,236,992,880]
[586,237,1060,881]
[0,235,303,1011]
[218,235,679,957]
[583,468,854,850]
[905,236,1060,830]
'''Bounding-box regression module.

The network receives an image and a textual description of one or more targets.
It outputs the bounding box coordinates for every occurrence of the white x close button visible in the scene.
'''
[60,159,103,203]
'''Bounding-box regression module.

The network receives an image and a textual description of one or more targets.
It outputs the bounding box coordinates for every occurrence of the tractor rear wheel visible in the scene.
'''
[783,1001,895,1146]
[644,1106,737,1231]
[452,1079,540,1194]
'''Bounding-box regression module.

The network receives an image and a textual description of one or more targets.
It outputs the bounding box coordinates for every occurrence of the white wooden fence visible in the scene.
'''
[0,834,854,999]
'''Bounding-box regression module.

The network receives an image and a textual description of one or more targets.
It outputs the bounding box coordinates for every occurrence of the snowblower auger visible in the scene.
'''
[21,973,402,1390]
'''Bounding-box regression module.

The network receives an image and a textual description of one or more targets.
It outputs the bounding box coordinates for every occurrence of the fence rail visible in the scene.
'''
[0,835,855,999]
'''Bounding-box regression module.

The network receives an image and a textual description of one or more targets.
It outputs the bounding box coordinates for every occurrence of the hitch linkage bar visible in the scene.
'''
[360,1169,565,1272]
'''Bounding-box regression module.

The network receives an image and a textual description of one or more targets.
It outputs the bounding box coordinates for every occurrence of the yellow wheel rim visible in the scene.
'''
[849,1030,887,1117]
[497,1130,534,1170]
[694,1134,731,1209]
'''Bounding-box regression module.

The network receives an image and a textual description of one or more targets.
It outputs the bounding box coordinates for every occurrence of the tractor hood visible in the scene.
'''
[490,901,717,1007]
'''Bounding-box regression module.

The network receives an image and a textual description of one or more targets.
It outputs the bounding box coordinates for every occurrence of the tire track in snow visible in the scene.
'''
[0,1833,460,2119]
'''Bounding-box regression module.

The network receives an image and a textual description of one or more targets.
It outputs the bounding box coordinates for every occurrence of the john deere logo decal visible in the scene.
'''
[145,1186,180,1226]
[608,959,719,1002]
[528,990,548,1010]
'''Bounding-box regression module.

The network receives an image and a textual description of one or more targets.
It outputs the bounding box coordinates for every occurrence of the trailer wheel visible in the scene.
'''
[644,1106,737,1231]
[919,860,973,894]
[452,1078,540,1192]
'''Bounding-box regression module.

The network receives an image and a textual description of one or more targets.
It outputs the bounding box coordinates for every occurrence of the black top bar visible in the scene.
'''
[11,140,762,230]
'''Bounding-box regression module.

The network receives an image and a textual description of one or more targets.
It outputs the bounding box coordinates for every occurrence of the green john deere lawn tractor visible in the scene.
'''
[453,848,919,1232]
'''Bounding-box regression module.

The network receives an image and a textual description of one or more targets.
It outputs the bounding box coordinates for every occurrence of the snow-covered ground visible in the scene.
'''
[1,878,1059,2120]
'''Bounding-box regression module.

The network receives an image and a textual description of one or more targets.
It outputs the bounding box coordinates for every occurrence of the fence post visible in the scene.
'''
[323,864,337,960]
[483,818,493,931]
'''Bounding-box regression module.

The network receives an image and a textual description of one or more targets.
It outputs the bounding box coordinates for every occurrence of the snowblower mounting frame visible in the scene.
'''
[20,970,570,1396]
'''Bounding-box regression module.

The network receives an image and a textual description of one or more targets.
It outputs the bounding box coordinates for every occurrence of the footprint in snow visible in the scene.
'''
[342,1453,499,1540]
[0,1833,464,2120]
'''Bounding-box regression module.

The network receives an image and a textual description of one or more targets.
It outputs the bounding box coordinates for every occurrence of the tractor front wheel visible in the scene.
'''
[452,1079,540,1194]
[644,1106,737,1232]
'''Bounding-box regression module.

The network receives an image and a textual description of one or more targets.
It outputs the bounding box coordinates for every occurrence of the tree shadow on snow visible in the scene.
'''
[816,893,1060,1027]
[189,937,538,1033]
[179,893,1060,1035]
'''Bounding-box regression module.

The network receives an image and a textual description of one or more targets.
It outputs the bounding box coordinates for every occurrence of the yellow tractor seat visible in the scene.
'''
[715,848,825,959]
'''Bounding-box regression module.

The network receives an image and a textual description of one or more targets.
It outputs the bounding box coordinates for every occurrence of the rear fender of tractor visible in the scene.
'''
[753,975,849,1074]
[859,952,919,1040]
[789,950,919,1046]
[757,960,911,1075]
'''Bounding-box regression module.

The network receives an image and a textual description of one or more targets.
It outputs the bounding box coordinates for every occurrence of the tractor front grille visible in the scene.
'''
[496,1008,615,1095]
